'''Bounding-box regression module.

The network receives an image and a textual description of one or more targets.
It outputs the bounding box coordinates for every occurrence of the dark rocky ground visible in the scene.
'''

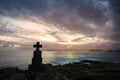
[0,60,120,80]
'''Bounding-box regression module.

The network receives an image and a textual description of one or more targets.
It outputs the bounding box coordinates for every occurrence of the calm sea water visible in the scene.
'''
[0,51,120,68]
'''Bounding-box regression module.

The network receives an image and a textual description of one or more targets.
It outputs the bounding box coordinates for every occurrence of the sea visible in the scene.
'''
[0,51,120,69]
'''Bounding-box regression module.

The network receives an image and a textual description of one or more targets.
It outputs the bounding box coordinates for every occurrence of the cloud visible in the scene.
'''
[0,0,119,50]
[109,0,120,41]
[0,23,14,35]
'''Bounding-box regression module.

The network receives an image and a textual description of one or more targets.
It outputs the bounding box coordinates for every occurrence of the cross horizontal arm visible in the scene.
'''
[33,42,42,51]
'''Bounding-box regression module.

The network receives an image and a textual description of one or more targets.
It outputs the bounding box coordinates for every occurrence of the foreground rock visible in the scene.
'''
[0,67,68,80]
[0,60,120,80]
[55,60,120,80]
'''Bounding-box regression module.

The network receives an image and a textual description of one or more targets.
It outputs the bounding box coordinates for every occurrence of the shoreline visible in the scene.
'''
[0,59,120,70]
[0,60,120,80]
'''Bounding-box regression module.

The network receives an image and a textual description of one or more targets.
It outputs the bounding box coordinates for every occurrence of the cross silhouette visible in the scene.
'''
[33,42,42,51]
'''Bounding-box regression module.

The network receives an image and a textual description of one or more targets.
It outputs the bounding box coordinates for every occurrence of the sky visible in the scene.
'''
[0,0,120,51]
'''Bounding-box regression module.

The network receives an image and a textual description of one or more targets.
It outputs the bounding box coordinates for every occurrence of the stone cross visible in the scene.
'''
[33,42,42,51]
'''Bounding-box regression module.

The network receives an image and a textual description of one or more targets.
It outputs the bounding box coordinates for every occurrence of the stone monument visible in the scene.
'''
[29,42,45,71]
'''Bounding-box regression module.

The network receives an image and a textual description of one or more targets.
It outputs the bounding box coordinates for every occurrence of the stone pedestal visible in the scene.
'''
[32,50,42,66]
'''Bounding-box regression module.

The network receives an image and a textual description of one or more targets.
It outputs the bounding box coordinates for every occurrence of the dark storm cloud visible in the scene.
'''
[60,0,108,24]
[109,0,120,41]
[0,0,110,26]
[0,0,43,17]
[37,0,111,38]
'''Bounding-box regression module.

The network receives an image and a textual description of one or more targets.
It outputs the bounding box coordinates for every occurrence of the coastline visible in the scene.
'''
[0,60,120,80]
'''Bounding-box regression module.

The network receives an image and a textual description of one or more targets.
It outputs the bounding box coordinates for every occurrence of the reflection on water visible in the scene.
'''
[0,51,120,68]
[43,51,120,65]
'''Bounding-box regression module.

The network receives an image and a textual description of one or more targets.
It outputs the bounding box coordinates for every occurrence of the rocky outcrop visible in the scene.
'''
[0,67,68,80]
[1,60,120,80]
[55,60,120,80]
[26,71,68,80]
